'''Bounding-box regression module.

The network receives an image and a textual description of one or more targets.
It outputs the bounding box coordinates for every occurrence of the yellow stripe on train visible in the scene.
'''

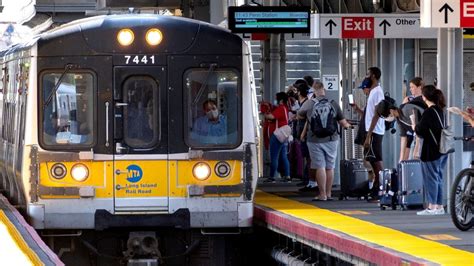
[38,160,242,199]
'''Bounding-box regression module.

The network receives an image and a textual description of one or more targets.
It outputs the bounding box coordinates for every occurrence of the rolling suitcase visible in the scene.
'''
[398,160,424,210]
[339,159,369,199]
[379,168,398,210]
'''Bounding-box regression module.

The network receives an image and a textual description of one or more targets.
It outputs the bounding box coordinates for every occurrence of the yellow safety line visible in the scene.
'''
[255,191,474,266]
[0,211,43,265]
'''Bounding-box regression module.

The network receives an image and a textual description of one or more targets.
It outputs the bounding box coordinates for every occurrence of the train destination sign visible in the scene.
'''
[420,0,474,28]
[228,6,310,33]
[311,14,437,39]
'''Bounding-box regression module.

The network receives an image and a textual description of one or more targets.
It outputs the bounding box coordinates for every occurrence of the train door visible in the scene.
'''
[113,66,168,212]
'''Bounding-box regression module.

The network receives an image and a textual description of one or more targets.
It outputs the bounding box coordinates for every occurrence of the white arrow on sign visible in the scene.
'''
[420,0,461,28]
[374,16,437,38]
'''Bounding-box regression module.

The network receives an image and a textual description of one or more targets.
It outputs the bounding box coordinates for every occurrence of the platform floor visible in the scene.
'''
[255,183,474,265]
[0,194,62,266]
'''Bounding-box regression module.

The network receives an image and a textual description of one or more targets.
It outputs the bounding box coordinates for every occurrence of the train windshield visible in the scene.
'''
[185,69,240,148]
[41,72,95,147]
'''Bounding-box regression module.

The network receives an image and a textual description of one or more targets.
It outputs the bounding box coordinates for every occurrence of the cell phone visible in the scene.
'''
[348,94,354,105]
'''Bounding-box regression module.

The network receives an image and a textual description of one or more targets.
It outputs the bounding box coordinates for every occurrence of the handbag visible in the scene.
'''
[429,109,455,154]
[273,107,292,143]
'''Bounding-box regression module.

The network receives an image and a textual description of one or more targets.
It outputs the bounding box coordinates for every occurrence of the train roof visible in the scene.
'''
[1,14,242,57]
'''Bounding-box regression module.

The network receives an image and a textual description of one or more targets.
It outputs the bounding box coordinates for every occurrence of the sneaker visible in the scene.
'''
[263,178,276,183]
[296,181,308,187]
[416,208,437,215]
[434,208,445,215]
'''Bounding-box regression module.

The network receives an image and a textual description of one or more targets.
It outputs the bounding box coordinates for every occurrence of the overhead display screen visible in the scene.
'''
[228,6,310,33]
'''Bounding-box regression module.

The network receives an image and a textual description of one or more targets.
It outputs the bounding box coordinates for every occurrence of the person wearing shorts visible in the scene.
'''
[363,67,386,202]
[298,80,351,201]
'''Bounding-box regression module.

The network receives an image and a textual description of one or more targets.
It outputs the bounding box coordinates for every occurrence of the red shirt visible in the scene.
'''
[268,104,288,136]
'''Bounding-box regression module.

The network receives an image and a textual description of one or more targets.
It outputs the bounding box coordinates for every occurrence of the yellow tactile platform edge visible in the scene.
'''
[0,211,42,265]
[255,191,474,266]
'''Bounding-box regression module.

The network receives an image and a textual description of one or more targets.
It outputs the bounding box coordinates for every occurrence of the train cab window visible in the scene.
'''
[185,69,241,148]
[123,76,158,149]
[41,72,95,148]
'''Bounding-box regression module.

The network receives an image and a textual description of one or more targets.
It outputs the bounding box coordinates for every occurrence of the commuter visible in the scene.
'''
[264,92,291,183]
[449,106,474,127]
[375,99,426,148]
[399,77,427,161]
[413,85,448,215]
[303,76,315,98]
[363,67,385,202]
[287,87,303,181]
[298,80,351,201]
[292,83,314,189]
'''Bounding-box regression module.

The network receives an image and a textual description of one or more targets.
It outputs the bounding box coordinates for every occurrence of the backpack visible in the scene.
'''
[310,98,338,138]
[430,109,455,154]
[384,92,396,131]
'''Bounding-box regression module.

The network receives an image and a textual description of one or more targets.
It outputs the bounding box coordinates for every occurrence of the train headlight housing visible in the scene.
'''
[192,162,211,181]
[51,163,67,179]
[117,29,134,46]
[145,28,163,46]
[71,163,89,182]
[215,161,231,178]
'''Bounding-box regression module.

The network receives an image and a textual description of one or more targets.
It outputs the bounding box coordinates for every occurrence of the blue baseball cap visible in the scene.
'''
[358,78,372,89]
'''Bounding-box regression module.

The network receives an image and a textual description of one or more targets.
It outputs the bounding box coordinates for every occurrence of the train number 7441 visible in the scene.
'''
[124,55,156,65]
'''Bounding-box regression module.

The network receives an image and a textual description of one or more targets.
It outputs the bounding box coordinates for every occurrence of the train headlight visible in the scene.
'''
[215,161,231,178]
[145,28,163,46]
[192,162,211,181]
[51,163,67,179]
[71,163,89,182]
[117,29,134,46]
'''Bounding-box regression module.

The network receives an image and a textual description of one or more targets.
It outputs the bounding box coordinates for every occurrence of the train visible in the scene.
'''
[0,14,260,265]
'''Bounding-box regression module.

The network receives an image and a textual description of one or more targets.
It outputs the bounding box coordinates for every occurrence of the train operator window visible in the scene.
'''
[185,69,241,148]
[122,76,158,149]
[41,72,95,148]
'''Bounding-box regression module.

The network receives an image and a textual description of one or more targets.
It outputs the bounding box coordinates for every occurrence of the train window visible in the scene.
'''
[41,72,95,148]
[185,69,241,148]
[123,76,158,149]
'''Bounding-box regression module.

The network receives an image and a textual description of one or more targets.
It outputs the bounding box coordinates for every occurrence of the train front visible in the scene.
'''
[28,14,259,242]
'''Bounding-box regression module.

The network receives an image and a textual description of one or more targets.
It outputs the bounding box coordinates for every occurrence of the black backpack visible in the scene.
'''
[384,92,396,131]
[310,98,338,138]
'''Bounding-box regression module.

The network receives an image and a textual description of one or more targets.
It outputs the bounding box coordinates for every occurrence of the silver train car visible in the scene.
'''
[0,14,260,264]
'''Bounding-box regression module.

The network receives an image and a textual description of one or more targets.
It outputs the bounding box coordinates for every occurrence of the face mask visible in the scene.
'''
[207,109,219,119]
[383,115,395,122]
[273,100,279,105]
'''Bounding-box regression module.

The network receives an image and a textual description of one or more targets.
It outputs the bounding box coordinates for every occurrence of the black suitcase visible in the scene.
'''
[339,159,369,199]
[379,168,398,210]
[398,160,424,210]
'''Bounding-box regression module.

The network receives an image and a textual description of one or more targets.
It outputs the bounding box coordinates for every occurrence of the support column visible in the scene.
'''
[280,33,287,92]
[269,33,281,95]
[443,29,464,209]
[321,39,340,184]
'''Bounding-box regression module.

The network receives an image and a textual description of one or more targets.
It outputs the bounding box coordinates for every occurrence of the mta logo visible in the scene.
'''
[126,165,143,183]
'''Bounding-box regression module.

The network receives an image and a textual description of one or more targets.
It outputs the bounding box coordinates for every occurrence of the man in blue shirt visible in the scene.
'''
[192,99,227,143]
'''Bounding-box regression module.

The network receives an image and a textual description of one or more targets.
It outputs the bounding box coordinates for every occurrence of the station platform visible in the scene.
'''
[254,184,474,266]
[0,194,63,266]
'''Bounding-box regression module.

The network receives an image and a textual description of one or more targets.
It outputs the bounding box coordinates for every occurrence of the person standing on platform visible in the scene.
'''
[298,81,351,201]
[413,85,448,215]
[363,67,385,202]
[264,92,291,183]
[399,77,427,161]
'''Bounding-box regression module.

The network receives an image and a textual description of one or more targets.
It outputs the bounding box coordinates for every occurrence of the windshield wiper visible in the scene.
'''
[43,64,78,108]
[193,63,217,105]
